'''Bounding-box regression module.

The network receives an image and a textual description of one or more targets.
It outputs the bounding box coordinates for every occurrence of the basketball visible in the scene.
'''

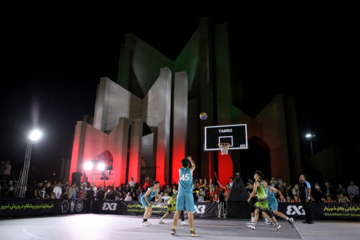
[200,112,207,120]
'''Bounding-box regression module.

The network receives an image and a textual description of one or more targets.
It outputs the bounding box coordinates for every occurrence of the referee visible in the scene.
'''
[299,173,314,224]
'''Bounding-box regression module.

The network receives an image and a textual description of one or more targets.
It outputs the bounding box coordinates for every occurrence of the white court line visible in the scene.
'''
[294,222,306,240]
[22,227,49,240]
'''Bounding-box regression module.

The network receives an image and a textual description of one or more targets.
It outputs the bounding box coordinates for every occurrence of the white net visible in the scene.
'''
[218,143,230,155]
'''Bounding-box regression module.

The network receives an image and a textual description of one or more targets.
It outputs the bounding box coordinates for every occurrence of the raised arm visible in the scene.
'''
[217,181,225,189]
[188,156,196,173]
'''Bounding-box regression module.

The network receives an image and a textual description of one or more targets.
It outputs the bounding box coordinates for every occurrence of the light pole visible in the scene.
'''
[305,133,315,156]
[84,161,105,186]
[15,129,42,198]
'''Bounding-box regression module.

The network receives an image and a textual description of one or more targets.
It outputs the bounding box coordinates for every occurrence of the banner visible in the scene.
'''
[0,198,90,218]
[91,200,220,218]
[278,202,360,220]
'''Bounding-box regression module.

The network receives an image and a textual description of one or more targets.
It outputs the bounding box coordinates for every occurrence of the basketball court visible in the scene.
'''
[1,214,359,240]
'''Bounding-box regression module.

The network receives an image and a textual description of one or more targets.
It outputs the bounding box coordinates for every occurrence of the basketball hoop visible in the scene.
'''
[218,143,230,155]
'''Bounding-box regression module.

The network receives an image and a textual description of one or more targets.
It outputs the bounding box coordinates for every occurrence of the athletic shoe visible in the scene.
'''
[159,219,165,224]
[247,223,255,230]
[142,222,151,227]
[181,221,189,226]
[288,218,294,228]
[189,230,198,237]
[272,224,281,232]
[246,221,254,226]
[171,229,176,235]
[264,221,272,225]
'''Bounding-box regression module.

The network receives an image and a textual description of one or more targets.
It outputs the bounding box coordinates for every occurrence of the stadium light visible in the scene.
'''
[15,129,42,198]
[305,133,315,156]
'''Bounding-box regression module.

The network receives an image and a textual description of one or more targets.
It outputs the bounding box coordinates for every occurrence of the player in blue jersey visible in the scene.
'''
[262,179,294,228]
[140,180,160,227]
[171,156,197,237]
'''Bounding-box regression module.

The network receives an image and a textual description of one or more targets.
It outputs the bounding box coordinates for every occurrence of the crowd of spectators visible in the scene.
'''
[1,169,359,206]
[245,175,360,204]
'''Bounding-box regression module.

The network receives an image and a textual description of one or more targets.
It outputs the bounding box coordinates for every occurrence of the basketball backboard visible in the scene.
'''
[204,124,248,151]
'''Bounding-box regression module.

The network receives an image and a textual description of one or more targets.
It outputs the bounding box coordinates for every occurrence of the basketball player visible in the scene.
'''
[140,180,160,227]
[247,170,281,231]
[159,191,187,225]
[262,179,295,227]
[171,156,197,237]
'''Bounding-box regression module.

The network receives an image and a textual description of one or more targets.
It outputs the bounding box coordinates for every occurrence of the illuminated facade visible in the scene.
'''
[69,18,302,187]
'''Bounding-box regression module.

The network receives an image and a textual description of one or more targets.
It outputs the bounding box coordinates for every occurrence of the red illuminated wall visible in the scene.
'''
[217,151,233,185]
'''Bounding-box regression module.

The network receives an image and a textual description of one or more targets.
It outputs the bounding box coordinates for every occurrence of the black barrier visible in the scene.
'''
[1,198,360,220]
[278,202,360,220]
[0,198,90,218]
[91,200,219,218]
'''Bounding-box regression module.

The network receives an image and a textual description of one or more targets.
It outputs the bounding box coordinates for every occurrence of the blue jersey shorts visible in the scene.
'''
[176,192,194,212]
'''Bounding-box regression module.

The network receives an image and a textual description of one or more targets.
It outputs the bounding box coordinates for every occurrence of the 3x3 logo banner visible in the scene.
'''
[278,202,360,220]
[92,200,219,218]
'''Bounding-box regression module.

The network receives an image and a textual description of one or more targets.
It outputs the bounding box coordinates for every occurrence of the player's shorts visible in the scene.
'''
[267,199,278,212]
[176,192,194,212]
[167,204,175,213]
[140,197,150,208]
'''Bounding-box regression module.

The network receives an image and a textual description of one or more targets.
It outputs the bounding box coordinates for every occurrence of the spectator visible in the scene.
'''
[286,195,294,202]
[270,176,277,188]
[212,193,220,202]
[68,182,77,199]
[138,188,146,201]
[197,187,205,202]
[325,195,334,203]
[279,181,289,200]
[229,177,234,188]
[5,161,11,176]
[336,184,348,197]
[0,161,6,176]
[132,192,138,201]
[34,181,44,199]
[62,185,70,199]
[324,181,334,198]
[347,180,359,197]
[337,193,351,204]
[118,192,125,200]
[104,187,115,200]
[53,181,62,199]
[193,182,198,202]
[277,176,283,189]
[292,184,300,202]
[7,181,16,198]
[129,177,136,188]
[136,185,142,196]
[164,185,172,196]
[209,185,217,201]
[144,177,151,191]
[311,183,325,202]
[77,187,85,199]
[217,181,230,201]
[40,185,48,199]
[124,192,132,201]
[44,181,52,199]
[96,185,105,200]
[161,192,171,202]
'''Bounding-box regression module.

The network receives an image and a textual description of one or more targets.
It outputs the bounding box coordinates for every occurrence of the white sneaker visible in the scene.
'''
[181,221,189,226]
[142,222,151,227]
[159,219,165,224]
[246,221,254,226]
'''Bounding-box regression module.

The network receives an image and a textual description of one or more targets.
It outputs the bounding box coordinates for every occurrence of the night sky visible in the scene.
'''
[0,7,357,183]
